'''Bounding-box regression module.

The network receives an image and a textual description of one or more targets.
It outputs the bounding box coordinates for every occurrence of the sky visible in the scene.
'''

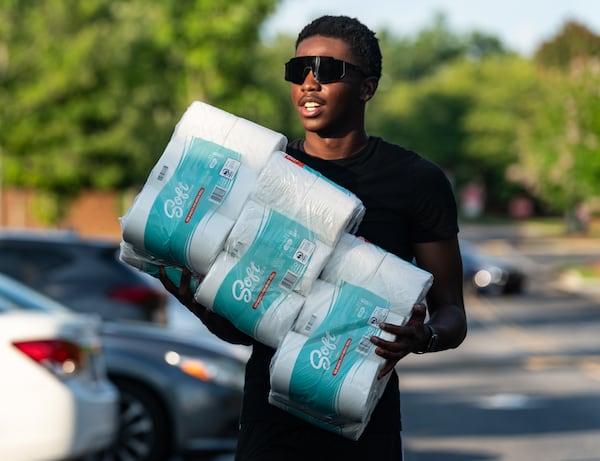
[261,0,600,56]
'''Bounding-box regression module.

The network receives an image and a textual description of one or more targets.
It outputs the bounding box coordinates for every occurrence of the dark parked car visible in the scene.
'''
[460,240,526,295]
[0,230,247,460]
[100,321,246,461]
[0,230,167,323]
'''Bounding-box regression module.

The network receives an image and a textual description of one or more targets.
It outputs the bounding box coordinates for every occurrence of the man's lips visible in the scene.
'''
[298,96,325,116]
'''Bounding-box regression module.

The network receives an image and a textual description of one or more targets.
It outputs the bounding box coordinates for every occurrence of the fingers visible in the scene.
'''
[158,266,195,305]
[370,303,430,373]
[158,266,177,294]
[377,353,409,379]
[407,303,427,324]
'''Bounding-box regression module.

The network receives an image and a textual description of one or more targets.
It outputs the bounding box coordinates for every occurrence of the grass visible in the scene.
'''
[559,261,600,280]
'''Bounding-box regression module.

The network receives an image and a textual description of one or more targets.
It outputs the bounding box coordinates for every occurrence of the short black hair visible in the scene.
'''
[296,15,382,80]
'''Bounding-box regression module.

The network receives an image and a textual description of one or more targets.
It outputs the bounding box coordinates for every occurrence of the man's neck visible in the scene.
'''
[303,131,369,160]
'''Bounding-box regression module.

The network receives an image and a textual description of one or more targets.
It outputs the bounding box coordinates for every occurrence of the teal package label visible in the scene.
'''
[213,207,317,337]
[287,282,390,418]
[144,137,241,264]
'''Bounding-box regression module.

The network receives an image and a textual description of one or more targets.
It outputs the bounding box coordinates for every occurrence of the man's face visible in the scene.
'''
[290,35,367,137]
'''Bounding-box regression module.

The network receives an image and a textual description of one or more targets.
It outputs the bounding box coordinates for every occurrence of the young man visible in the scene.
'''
[162,15,467,461]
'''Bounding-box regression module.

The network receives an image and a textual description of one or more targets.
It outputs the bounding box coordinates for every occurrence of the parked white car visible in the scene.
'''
[0,273,119,461]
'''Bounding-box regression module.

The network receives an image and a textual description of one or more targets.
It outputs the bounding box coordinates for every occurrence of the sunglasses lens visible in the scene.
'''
[316,58,345,83]
[284,58,308,84]
[284,57,346,84]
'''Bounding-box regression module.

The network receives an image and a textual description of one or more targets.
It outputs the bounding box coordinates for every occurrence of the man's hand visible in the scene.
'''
[158,266,202,315]
[370,303,430,379]
[158,267,252,345]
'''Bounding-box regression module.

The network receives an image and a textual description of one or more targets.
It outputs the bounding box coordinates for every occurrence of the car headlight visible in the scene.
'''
[473,269,492,288]
[164,350,244,391]
[474,266,507,288]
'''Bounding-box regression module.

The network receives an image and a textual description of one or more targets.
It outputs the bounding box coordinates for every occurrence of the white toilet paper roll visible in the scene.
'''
[269,331,309,393]
[253,152,365,246]
[269,331,387,422]
[120,191,154,253]
[194,252,305,348]
[369,253,433,316]
[320,233,387,286]
[225,201,332,296]
[321,233,433,319]
[253,151,318,210]
[120,137,188,250]
[185,212,235,275]
[173,102,287,173]
[334,357,385,421]
[173,101,238,147]
[254,291,305,348]
[215,164,258,221]
[292,280,336,335]
[224,118,288,172]
[297,177,365,245]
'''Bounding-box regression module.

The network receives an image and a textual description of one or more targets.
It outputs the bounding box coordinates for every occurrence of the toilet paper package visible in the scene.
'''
[268,280,406,438]
[120,101,288,277]
[173,101,288,173]
[225,200,333,295]
[253,152,366,247]
[194,252,306,348]
[268,392,373,440]
[194,202,333,347]
[119,241,202,292]
[321,233,434,318]
[120,134,255,273]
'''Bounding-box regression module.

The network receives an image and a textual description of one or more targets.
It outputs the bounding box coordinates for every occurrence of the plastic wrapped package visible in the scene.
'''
[193,200,330,348]
[253,152,366,247]
[120,101,288,275]
[266,237,433,439]
[268,280,407,440]
[194,252,306,348]
[321,233,434,318]
[224,200,333,295]
[119,241,201,293]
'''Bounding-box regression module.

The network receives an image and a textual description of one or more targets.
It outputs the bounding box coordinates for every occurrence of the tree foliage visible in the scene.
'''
[0,0,278,208]
[535,21,600,69]
[511,20,600,216]
[1,2,599,224]
[512,59,600,212]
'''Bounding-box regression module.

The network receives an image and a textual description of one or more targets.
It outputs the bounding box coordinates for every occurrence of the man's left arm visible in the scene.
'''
[371,236,467,377]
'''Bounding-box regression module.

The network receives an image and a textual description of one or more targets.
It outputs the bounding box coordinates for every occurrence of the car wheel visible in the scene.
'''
[107,379,172,461]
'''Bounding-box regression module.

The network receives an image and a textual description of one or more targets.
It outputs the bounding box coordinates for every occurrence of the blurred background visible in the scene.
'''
[1,1,599,460]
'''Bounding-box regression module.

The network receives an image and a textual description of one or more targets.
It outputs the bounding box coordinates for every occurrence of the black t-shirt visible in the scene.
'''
[240,136,459,435]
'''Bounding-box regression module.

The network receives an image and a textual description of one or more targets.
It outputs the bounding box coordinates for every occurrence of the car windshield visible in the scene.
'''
[0,274,72,314]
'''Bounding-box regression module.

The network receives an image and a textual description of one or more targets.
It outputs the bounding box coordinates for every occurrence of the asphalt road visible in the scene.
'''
[398,286,600,461]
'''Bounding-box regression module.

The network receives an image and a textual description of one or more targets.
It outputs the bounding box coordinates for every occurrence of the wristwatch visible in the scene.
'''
[417,324,438,354]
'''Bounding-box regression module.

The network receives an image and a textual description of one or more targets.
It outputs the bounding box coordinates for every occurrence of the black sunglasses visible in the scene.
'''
[284,56,366,84]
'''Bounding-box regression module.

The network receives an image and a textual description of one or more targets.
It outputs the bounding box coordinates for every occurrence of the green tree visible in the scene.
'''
[459,56,540,209]
[0,0,278,221]
[367,55,534,212]
[511,59,600,216]
[535,20,600,69]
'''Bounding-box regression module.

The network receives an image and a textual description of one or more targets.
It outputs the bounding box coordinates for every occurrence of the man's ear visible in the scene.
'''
[360,77,379,102]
